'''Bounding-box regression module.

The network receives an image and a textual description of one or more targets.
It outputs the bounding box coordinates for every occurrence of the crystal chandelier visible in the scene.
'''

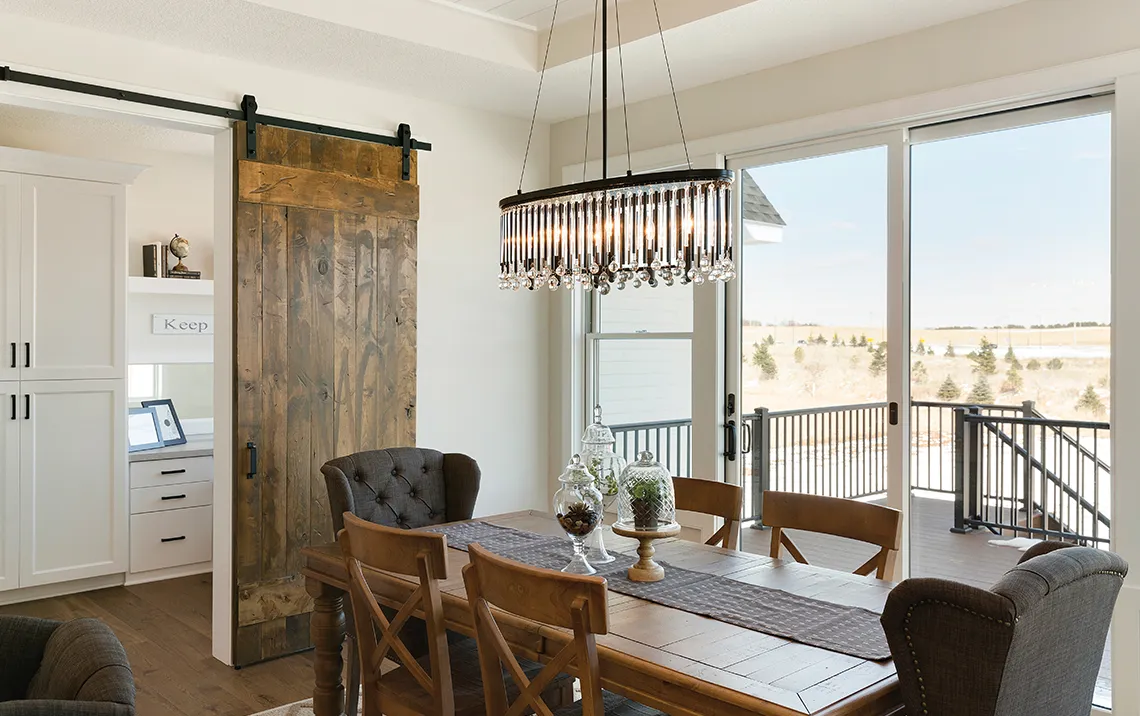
[499,0,735,293]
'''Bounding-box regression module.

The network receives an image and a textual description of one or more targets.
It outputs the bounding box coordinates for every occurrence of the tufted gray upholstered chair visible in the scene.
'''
[881,541,1126,716]
[322,447,481,716]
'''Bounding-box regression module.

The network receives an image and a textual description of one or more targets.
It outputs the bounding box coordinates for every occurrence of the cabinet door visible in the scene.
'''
[0,174,18,383]
[21,176,125,381]
[0,382,18,592]
[20,380,126,586]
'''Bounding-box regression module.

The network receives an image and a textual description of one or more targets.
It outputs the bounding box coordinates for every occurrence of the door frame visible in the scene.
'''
[724,130,912,576]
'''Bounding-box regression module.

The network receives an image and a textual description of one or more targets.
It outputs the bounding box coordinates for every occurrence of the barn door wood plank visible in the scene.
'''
[285,208,314,580]
[234,201,263,591]
[310,209,337,549]
[333,214,362,458]
[260,205,289,585]
[355,216,380,450]
[376,218,398,447]
[393,218,417,445]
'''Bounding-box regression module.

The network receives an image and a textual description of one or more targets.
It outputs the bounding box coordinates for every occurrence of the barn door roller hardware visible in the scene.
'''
[0,65,430,179]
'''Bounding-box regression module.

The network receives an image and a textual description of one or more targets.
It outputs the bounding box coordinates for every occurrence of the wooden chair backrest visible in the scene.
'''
[462,544,609,716]
[762,491,902,579]
[339,512,454,715]
[672,477,743,549]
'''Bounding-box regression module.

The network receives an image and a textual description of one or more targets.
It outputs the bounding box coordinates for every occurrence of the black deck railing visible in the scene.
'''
[612,400,1111,545]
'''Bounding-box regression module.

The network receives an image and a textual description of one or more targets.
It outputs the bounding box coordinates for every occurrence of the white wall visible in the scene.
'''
[0,11,551,664]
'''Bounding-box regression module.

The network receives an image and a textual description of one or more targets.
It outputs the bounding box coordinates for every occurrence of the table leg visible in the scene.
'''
[307,577,346,716]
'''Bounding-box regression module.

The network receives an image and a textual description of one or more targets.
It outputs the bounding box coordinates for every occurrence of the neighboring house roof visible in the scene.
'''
[742,173,785,227]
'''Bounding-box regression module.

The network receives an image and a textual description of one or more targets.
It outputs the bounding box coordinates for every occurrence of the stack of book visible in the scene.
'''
[142,242,201,279]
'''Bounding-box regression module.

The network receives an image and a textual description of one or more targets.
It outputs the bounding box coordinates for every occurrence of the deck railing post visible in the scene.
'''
[750,407,770,528]
[951,407,968,532]
[966,406,982,529]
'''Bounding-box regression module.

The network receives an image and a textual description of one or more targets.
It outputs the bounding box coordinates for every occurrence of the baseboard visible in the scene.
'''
[125,562,211,586]
[0,574,126,606]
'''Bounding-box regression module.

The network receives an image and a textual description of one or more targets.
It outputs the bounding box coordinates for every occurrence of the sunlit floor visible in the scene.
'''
[739,494,1112,709]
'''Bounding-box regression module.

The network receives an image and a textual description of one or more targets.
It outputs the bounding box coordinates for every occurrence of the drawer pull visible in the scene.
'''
[161,494,187,501]
[161,536,187,543]
[160,468,187,475]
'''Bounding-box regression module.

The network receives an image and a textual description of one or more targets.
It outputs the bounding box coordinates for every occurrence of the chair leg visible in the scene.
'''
[345,634,361,716]
[541,678,575,709]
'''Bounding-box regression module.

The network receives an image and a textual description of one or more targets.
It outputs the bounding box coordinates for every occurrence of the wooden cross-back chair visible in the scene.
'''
[463,544,665,716]
[339,512,455,716]
[762,490,902,579]
[672,477,743,549]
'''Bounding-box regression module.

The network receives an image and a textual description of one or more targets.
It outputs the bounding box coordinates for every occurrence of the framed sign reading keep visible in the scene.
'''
[152,314,213,335]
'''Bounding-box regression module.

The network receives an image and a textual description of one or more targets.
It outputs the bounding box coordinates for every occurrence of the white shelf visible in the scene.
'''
[129,276,213,297]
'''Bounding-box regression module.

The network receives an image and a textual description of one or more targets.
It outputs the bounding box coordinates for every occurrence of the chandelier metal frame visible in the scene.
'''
[499,0,736,293]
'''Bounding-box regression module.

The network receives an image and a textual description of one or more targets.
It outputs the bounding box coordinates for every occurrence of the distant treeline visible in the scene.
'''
[932,322,1109,330]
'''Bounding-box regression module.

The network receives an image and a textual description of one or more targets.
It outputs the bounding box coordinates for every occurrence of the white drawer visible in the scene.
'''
[130,506,212,573]
[130,456,212,489]
[131,481,213,515]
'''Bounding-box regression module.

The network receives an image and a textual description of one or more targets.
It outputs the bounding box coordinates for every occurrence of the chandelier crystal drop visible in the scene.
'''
[499,0,735,292]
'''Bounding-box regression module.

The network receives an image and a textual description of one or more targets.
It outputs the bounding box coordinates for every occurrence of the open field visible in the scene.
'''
[741,325,1110,422]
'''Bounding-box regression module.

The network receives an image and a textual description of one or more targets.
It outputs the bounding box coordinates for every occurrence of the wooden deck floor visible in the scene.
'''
[739,494,1112,709]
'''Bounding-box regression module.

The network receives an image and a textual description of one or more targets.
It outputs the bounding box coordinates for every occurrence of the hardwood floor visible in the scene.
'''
[0,575,313,716]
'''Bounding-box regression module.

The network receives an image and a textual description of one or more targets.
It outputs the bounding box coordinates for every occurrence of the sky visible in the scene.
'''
[741,111,1112,330]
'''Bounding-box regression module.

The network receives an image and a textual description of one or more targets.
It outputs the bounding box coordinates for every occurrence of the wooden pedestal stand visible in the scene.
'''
[611,522,681,582]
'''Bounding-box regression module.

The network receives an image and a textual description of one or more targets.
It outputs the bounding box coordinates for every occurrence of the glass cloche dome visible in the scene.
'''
[580,405,627,500]
[615,451,677,532]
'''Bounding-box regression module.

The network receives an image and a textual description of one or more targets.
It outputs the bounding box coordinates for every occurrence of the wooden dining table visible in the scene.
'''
[300,510,903,716]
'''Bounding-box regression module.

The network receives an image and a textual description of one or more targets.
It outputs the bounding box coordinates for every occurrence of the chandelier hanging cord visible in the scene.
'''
[614,0,633,176]
[517,0,562,194]
[652,0,692,170]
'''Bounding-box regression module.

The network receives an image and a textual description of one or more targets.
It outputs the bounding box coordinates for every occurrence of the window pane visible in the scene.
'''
[128,364,157,400]
[598,283,692,333]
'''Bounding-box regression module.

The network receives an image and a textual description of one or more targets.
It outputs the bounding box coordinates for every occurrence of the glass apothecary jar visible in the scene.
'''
[553,455,604,574]
[580,406,627,564]
[616,451,677,532]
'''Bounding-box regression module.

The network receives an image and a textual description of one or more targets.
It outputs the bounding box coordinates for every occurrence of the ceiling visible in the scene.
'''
[435,0,632,30]
[0,0,1034,123]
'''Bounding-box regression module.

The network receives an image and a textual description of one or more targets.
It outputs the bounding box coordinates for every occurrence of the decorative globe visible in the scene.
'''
[552,455,604,575]
[616,451,677,532]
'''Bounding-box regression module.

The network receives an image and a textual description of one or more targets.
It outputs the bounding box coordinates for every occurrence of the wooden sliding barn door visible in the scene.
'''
[232,123,418,665]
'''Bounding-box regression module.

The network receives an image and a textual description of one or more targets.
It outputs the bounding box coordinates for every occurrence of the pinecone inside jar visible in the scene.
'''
[557,502,599,537]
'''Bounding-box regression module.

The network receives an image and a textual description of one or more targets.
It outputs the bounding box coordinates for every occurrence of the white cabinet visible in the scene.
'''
[0,382,18,592]
[19,175,126,381]
[19,380,126,587]
[0,176,19,383]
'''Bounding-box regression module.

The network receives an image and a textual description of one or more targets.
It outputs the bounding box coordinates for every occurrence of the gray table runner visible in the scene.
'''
[428,521,891,661]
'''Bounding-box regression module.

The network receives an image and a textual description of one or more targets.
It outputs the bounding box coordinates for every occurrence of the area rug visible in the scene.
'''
[250,698,359,716]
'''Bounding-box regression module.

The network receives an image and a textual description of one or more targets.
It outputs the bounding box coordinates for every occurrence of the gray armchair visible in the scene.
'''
[0,616,135,715]
[881,542,1126,716]
[322,447,482,716]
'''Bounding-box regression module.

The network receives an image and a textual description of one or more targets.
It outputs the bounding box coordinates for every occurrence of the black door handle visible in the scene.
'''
[741,421,753,455]
[23,394,29,420]
[723,420,738,461]
[23,343,29,368]
[160,536,186,543]
[9,343,14,368]
[247,441,258,479]
[9,395,14,421]
[889,401,899,426]
[161,494,187,501]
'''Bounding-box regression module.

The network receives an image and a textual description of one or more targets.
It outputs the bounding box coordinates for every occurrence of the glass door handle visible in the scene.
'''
[741,421,753,454]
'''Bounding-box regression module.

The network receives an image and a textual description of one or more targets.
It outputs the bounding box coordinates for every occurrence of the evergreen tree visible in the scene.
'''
[1099,374,1110,389]
[794,346,805,364]
[816,334,828,346]
[869,345,887,377]
[850,334,858,348]
[915,339,926,355]
[806,333,816,345]
[967,378,994,405]
[969,337,998,376]
[754,342,778,380]
[832,332,841,347]
[937,376,961,401]
[912,360,929,384]
[858,333,869,347]
[1004,345,1018,364]
[1076,384,1106,415]
[765,334,776,346]
[1001,367,1023,394]
[1010,356,1023,371]
[1026,358,1042,371]
[926,345,936,356]
[1047,357,1065,370]
[945,342,956,358]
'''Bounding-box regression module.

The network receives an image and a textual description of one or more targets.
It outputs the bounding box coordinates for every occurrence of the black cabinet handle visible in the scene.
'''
[9,395,14,421]
[247,441,257,479]
[160,536,186,543]
[9,343,14,368]
[23,343,29,368]
[23,395,29,420]
[160,494,187,501]
[160,468,187,476]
